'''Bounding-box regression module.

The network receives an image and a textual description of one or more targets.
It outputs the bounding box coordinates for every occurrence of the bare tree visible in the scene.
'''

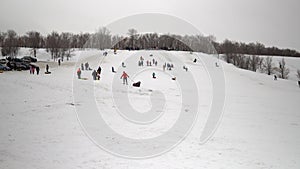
[0,31,6,48]
[60,32,72,60]
[127,28,137,50]
[276,58,290,79]
[296,69,300,80]
[26,31,42,57]
[262,56,274,75]
[249,55,262,72]
[94,27,112,50]
[46,31,60,60]
[1,30,19,57]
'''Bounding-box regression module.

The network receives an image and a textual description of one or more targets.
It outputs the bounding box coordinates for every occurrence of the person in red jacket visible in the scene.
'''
[77,68,81,79]
[120,71,129,85]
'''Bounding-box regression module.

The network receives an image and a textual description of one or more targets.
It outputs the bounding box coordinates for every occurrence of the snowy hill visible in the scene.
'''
[0,49,299,169]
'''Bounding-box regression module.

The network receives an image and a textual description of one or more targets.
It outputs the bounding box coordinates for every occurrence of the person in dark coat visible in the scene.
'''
[152,72,156,79]
[97,66,102,74]
[58,59,61,66]
[81,63,84,71]
[46,64,49,73]
[36,66,40,75]
[85,62,89,70]
[92,70,97,80]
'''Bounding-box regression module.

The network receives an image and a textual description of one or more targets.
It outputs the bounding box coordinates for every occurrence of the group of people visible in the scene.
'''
[77,65,101,80]
[29,65,40,75]
[146,59,158,66]
[81,62,90,71]
[29,64,49,75]
[138,56,159,67]
[163,62,174,71]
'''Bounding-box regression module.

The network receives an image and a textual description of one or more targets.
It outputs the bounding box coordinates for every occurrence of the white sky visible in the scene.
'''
[0,0,299,50]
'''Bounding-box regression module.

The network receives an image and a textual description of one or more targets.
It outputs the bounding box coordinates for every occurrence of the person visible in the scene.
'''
[122,62,126,68]
[183,66,188,71]
[97,72,100,80]
[36,66,40,75]
[140,56,144,66]
[215,62,219,67]
[92,70,97,80]
[85,62,89,70]
[112,66,115,73]
[97,66,102,74]
[274,75,277,80]
[46,64,49,73]
[29,65,33,74]
[77,68,81,79]
[58,59,61,66]
[31,65,35,74]
[298,81,300,88]
[81,63,84,71]
[193,58,197,63]
[120,71,129,85]
[152,72,156,79]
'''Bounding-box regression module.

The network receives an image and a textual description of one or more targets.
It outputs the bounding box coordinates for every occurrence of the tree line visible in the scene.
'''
[1,28,300,60]
[214,39,300,57]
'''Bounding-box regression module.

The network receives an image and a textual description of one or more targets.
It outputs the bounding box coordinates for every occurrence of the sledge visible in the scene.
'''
[45,72,51,74]
[81,77,88,80]
[172,77,176,81]
[132,81,141,87]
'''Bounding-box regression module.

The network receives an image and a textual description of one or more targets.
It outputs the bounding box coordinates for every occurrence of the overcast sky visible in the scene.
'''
[0,0,299,50]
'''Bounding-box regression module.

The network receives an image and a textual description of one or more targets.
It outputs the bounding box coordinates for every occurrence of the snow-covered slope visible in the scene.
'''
[0,50,299,169]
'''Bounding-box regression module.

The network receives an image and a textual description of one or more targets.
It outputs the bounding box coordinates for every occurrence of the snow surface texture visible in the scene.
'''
[0,49,300,169]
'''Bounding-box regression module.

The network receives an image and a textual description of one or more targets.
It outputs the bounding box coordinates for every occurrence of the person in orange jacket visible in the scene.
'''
[120,71,129,85]
[77,68,81,79]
